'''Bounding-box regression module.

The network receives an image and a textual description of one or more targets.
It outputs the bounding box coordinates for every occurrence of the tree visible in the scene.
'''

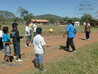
[17,6,28,19]
[0,10,15,25]
[81,14,94,22]
[24,13,34,22]
[63,17,69,21]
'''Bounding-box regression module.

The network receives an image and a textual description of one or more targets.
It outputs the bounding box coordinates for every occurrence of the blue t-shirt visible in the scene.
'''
[66,24,77,38]
[3,34,10,42]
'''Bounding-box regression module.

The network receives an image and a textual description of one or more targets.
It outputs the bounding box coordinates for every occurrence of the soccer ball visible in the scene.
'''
[49,28,53,33]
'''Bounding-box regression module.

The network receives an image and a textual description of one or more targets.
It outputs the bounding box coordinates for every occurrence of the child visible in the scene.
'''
[31,21,37,43]
[0,25,3,53]
[25,22,31,47]
[10,23,23,62]
[33,27,46,72]
[2,26,13,65]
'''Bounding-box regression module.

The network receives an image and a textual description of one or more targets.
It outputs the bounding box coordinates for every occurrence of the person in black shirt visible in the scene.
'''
[10,23,24,62]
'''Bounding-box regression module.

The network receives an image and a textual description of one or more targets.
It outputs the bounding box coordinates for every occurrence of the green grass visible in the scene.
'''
[0,24,98,53]
[20,42,98,74]
[1,24,98,37]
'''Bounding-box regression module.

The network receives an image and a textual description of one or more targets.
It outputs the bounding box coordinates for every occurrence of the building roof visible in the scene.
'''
[31,19,49,23]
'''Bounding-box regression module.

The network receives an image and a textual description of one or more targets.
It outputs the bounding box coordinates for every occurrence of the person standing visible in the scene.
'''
[84,22,91,40]
[33,27,46,72]
[0,25,3,53]
[29,20,33,42]
[31,21,37,43]
[25,22,31,47]
[10,23,24,62]
[2,26,13,65]
[63,20,77,52]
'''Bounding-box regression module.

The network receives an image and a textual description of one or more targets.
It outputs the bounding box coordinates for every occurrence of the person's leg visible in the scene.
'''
[66,38,69,48]
[7,56,10,62]
[35,54,39,68]
[86,32,89,39]
[16,43,22,61]
[25,36,29,47]
[13,43,16,56]
[38,54,46,71]
[69,38,76,51]
[88,32,90,39]
[4,55,6,60]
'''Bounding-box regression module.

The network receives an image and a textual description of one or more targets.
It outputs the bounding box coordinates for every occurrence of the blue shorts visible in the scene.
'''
[35,54,44,64]
[13,43,20,56]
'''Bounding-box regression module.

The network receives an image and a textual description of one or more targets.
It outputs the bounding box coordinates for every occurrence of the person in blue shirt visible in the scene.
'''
[2,26,13,65]
[63,20,77,52]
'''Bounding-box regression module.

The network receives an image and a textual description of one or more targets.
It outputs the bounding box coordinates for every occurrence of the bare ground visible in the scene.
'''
[0,33,98,74]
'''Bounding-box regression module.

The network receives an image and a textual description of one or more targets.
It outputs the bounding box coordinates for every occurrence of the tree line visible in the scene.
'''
[0,6,95,25]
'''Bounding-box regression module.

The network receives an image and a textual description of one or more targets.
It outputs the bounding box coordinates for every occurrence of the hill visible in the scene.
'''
[35,14,63,19]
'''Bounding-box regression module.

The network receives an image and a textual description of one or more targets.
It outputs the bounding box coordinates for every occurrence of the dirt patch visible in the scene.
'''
[0,33,98,74]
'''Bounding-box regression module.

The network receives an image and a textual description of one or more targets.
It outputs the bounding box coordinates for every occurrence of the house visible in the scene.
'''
[31,19,49,25]
[75,21,80,26]
[54,21,60,25]
[90,21,98,26]
[85,20,98,26]
[60,21,67,25]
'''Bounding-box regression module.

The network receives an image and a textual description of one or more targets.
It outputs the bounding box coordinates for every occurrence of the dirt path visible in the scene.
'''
[0,33,98,74]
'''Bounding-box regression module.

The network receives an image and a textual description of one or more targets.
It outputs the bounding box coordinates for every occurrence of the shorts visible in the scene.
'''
[4,45,11,56]
[26,36,31,42]
[13,43,20,56]
[35,54,44,64]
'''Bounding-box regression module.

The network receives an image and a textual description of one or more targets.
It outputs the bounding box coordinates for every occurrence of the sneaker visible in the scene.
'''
[7,62,15,66]
[25,45,28,47]
[16,59,23,62]
[72,50,76,53]
[40,69,46,72]
[29,44,31,46]
[13,56,16,59]
[2,60,6,64]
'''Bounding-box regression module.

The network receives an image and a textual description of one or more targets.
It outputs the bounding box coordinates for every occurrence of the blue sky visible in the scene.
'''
[0,0,97,18]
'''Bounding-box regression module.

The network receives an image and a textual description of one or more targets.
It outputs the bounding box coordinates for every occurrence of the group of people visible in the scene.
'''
[0,19,91,72]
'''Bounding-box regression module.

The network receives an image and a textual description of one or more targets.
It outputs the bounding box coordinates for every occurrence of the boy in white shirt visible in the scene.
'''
[25,22,31,47]
[0,25,3,53]
[33,27,46,72]
[31,21,37,43]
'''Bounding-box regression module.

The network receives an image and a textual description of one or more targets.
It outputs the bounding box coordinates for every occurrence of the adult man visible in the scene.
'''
[63,20,77,52]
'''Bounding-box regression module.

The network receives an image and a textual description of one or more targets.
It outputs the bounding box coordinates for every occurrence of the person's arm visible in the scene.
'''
[63,31,68,38]
[41,38,46,55]
[42,45,46,55]
[16,30,23,39]
[26,31,31,35]
[74,27,77,35]
[4,42,11,44]
[63,26,69,38]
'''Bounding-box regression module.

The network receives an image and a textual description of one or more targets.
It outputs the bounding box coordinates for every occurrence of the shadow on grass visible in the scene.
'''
[79,38,86,40]
[59,45,72,52]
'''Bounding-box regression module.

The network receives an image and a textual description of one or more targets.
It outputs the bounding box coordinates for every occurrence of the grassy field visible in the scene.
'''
[20,42,98,74]
[1,24,98,37]
[1,24,98,52]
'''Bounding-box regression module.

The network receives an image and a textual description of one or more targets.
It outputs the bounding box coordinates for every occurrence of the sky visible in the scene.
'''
[0,0,97,18]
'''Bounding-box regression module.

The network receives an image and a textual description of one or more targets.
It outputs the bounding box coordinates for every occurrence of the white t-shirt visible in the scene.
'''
[33,34,46,54]
[33,24,37,32]
[25,26,30,36]
[0,30,3,37]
